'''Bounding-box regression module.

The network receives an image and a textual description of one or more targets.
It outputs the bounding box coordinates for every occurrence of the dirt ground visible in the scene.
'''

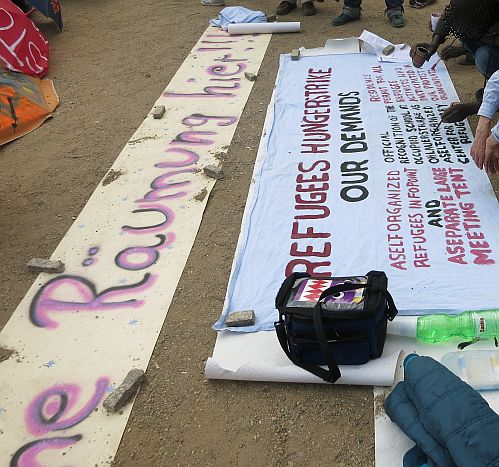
[0,0,496,466]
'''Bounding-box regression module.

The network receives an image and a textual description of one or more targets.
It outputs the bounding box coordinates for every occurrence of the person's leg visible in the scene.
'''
[385,0,402,8]
[461,38,483,57]
[439,40,486,122]
[440,41,499,123]
[301,0,317,16]
[276,0,297,15]
[385,0,405,27]
[344,0,362,7]
[464,41,499,97]
[332,0,361,26]
[474,44,499,79]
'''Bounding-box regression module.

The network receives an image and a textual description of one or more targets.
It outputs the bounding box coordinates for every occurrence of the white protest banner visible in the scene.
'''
[213,52,499,334]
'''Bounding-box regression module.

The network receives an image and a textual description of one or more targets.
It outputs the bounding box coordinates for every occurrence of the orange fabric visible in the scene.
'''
[0,70,58,145]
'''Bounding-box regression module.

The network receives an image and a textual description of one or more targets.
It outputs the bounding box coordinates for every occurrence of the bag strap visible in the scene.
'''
[274,282,353,383]
[312,298,342,382]
[275,272,309,310]
[319,282,398,321]
[305,283,367,383]
[308,282,381,383]
[385,291,398,321]
[274,319,340,382]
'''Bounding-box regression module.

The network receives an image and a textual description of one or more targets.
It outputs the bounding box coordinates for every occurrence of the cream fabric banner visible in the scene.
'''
[0,28,270,466]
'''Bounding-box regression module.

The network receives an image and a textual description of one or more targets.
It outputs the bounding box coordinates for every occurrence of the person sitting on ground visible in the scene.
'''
[331,0,405,27]
[471,69,499,175]
[276,0,323,17]
[412,0,499,122]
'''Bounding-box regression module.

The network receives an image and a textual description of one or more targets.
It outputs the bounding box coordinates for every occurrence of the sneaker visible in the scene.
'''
[389,12,405,28]
[201,0,224,5]
[390,13,405,27]
[276,1,297,15]
[387,7,405,27]
[331,12,360,26]
[302,2,317,15]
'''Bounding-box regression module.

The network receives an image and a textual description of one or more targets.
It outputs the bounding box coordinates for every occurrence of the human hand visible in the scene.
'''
[471,117,491,170]
[441,102,480,123]
[484,133,499,176]
[410,42,436,59]
[410,42,437,68]
[439,44,464,60]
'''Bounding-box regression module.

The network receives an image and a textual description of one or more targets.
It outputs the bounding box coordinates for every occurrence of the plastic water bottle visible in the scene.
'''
[387,309,499,343]
[417,309,499,343]
[441,350,499,390]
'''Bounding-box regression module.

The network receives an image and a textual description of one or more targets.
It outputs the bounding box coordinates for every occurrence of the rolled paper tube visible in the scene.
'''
[228,22,301,35]
[387,316,418,338]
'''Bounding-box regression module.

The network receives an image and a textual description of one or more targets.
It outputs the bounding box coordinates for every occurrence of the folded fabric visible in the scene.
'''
[209,6,267,31]
[385,354,499,467]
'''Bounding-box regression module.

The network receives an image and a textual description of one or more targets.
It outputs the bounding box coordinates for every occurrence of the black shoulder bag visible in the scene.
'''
[274,270,397,383]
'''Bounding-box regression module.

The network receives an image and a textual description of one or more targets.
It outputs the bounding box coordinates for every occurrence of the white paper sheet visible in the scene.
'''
[430,13,441,33]
[206,330,400,385]
[300,37,362,56]
[377,44,412,63]
[359,29,392,54]
[359,29,411,63]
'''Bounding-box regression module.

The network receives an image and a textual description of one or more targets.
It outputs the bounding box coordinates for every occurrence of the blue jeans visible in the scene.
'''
[344,0,403,8]
[462,39,499,80]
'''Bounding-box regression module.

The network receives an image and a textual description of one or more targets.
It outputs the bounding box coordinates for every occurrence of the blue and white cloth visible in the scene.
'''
[478,70,499,141]
[209,6,267,31]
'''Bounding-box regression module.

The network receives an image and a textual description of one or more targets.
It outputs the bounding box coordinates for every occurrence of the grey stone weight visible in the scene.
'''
[244,72,257,82]
[203,165,224,180]
[382,44,395,56]
[103,369,145,413]
[152,105,166,119]
[27,258,65,274]
[225,310,256,327]
[291,49,300,61]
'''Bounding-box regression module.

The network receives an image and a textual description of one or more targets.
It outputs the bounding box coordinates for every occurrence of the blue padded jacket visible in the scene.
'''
[384,355,499,467]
